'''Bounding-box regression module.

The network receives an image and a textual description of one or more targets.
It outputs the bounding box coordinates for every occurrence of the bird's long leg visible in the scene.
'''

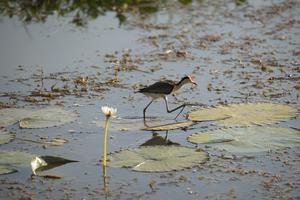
[164,97,186,119]
[164,130,169,140]
[143,100,153,120]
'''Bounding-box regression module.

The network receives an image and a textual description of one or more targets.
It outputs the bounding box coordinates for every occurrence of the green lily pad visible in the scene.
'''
[187,131,234,144]
[187,103,298,126]
[99,118,146,132]
[0,165,17,175]
[187,126,300,153]
[0,128,15,144]
[0,150,36,175]
[0,107,78,129]
[19,107,78,128]
[108,146,208,172]
[103,118,175,132]
[0,108,31,127]
[143,121,195,131]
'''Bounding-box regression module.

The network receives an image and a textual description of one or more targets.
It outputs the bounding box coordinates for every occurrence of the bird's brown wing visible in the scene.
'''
[138,81,174,94]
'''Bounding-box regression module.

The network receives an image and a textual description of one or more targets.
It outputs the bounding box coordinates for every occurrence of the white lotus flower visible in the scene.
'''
[31,156,47,175]
[101,106,117,118]
[101,106,117,167]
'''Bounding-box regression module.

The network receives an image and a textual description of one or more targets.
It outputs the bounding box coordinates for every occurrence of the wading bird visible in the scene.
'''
[136,75,197,120]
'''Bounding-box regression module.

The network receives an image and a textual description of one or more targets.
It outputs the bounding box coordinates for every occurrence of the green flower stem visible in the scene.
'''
[102,165,108,197]
[103,115,110,167]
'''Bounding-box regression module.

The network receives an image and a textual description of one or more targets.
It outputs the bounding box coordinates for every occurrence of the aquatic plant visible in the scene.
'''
[108,146,208,172]
[0,128,14,144]
[187,126,300,153]
[101,106,117,167]
[0,150,36,175]
[0,0,192,26]
[143,120,195,131]
[187,102,298,126]
[0,107,78,128]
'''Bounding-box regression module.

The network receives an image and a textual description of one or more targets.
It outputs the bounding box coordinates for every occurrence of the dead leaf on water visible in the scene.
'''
[45,138,68,146]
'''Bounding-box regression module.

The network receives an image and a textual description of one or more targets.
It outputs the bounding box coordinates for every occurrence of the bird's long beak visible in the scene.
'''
[192,82,197,86]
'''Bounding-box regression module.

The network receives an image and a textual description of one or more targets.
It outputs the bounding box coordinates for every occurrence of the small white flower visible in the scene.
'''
[31,156,47,175]
[101,106,117,118]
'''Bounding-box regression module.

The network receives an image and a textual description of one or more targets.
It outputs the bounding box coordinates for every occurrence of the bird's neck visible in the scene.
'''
[173,79,187,92]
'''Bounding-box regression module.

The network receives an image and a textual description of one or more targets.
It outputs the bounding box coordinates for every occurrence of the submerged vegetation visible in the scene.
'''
[0,0,194,26]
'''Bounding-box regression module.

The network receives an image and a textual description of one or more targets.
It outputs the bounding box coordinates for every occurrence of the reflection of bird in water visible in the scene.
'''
[140,133,180,146]
[136,75,197,120]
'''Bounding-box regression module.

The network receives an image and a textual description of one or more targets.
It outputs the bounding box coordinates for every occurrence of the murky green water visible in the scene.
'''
[0,0,299,199]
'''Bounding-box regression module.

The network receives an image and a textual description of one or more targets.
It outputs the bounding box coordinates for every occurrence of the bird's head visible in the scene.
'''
[181,75,197,86]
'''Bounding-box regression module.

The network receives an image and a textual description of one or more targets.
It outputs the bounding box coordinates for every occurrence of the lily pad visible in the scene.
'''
[0,108,31,127]
[19,107,78,128]
[0,107,78,129]
[98,118,146,132]
[0,150,36,175]
[108,146,208,172]
[31,156,78,175]
[0,150,36,167]
[187,126,300,153]
[143,121,195,131]
[0,128,15,144]
[0,165,17,175]
[187,103,298,126]
[187,131,234,144]
[102,118,174,132]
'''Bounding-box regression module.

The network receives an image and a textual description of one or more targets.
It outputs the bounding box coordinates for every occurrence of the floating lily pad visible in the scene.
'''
[0,107,78,129]
[98,118,146,132]
[143,121,195,131]
[0,150,36,167]
[0,165,17,175]
[187,126,300,153]
[0,108,31,127]
[103,118,174,132]
[187,103,298,126]
[108,146,208,172]
[0,150,36,175]
[0,128,15,144]
[19,107,78,128]
[187,131,234,144]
